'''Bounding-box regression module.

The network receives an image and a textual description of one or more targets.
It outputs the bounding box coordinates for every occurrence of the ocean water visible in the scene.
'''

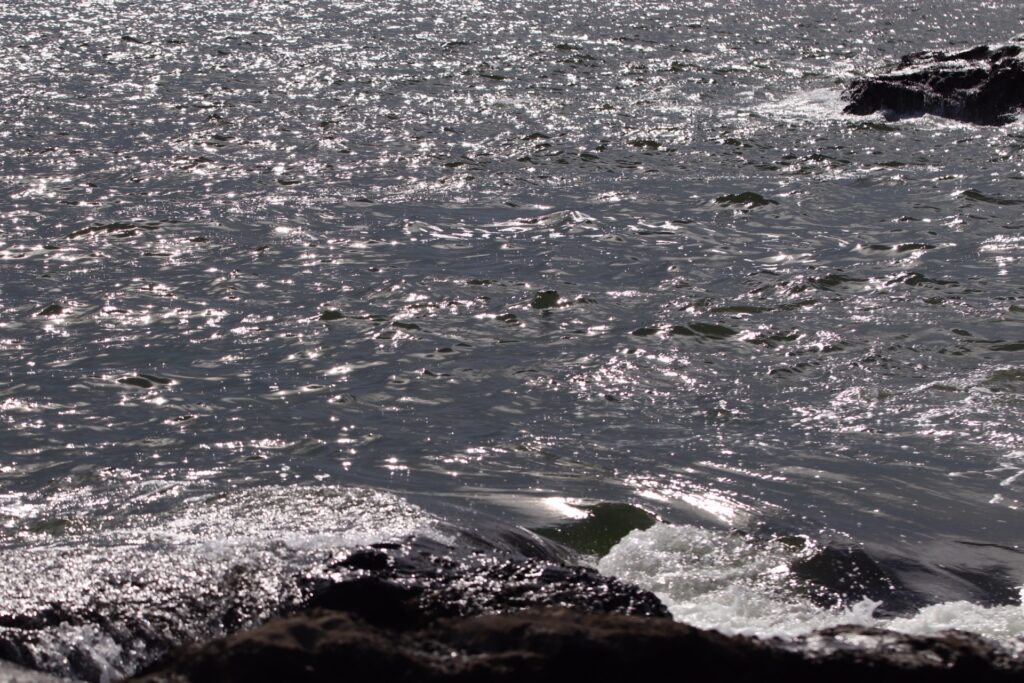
[1,0,1024,678]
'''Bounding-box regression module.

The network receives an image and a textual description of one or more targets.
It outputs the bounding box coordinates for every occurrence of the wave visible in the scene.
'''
[599,523,1024,650]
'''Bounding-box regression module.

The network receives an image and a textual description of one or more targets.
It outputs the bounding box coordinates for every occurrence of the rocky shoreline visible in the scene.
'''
[2,539,1023,681]
[129,543,1022,683]
[132,608,1023,683]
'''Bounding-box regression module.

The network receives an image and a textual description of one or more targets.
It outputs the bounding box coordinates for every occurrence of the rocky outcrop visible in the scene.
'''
[0,534,664,681]
[298,542,670,625]
[6,539,1024,682]
[130,543,1024,683]
[134,606,1024,683]
[844,43,1024,125]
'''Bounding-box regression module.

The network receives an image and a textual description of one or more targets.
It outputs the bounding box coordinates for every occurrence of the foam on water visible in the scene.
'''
[755,87,849,125]
[600,523,1024,650]
[885,598,1024,646]
[598,523,876,637]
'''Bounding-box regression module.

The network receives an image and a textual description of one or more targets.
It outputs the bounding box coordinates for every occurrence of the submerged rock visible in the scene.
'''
[843,42,1024,125]
[134,609,1024,683]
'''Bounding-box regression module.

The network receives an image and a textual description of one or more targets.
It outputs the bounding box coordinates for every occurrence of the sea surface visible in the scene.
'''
[2,0,1024,678]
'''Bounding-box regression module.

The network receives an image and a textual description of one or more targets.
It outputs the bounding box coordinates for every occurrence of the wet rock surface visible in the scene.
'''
[844,42,1024,124]
[0,533,665,681]
[134,608,1024,683]
[133,539,1024,683]
[300,538,671,626]
[5,535,1024,682]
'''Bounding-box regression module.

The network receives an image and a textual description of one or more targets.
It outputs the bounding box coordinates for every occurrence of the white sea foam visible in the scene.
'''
[886,598,1024,646]
[599,523,1024,650]
[755,87,847,124]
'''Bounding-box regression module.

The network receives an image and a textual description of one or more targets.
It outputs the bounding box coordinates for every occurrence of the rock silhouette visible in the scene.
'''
[132,544,1024,683]
[844,43,1024,125]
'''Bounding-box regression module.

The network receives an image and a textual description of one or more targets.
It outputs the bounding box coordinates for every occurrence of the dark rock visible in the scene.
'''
[302,541,671,626]
[307,577,424,629]
[791,546,899,611]
[129,540,1024,683]
[10,534,1024,682]
[119,376,155,389]
[132,608,1024,683]
[534,502,657,556]
[118,540,671,681]
[530,290,560,309]
[715,192,777,207]
[844,42,1024,125]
